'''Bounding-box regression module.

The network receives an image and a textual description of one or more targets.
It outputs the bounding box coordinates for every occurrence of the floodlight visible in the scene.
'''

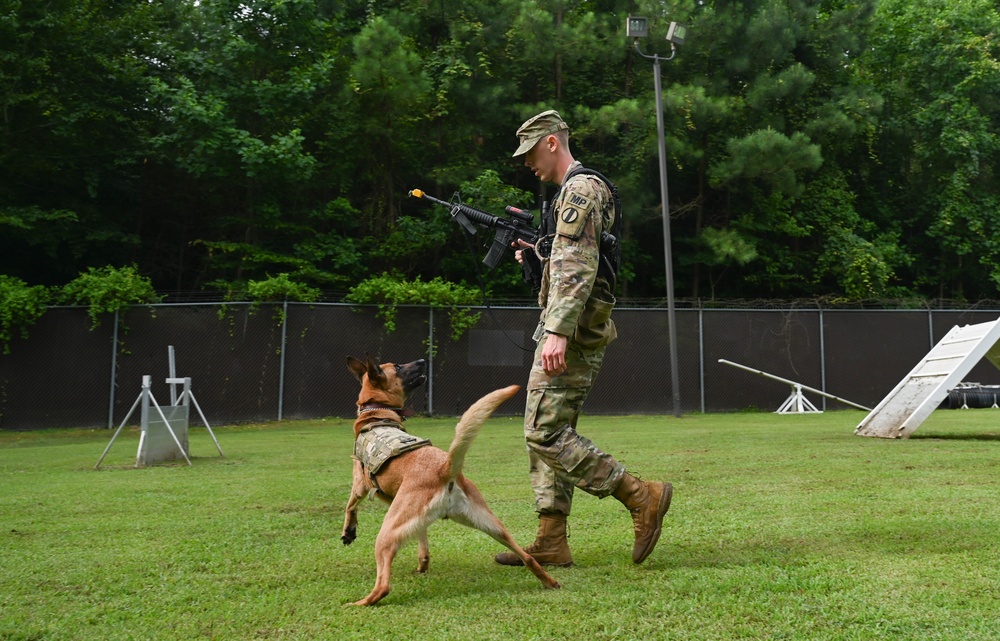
[666,22,686,46]
[626,16,649,39]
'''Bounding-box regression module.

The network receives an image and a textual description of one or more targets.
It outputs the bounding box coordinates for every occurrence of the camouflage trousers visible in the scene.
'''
[523,332,626,516]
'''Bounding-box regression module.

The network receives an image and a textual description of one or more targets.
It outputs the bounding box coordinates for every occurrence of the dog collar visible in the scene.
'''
[357,403,415,420]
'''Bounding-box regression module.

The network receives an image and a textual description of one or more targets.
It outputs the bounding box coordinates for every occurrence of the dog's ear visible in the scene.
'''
[365,354,388,387]
[346,356,368,382]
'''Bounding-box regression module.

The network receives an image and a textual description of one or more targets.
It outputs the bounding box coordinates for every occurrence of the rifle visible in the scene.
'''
[408,189,540,271]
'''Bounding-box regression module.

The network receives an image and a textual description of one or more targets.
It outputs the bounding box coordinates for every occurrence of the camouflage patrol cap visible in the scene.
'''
[512,110,569,157]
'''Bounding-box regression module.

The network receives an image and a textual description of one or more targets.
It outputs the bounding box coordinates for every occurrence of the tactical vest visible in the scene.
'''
[354,420,431,487]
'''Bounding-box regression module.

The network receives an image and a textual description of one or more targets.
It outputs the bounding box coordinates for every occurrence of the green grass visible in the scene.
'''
[2,409,999,640]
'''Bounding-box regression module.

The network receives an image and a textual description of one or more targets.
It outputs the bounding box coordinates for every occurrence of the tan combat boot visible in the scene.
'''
[495,514,574,567]
[613,474,673,564]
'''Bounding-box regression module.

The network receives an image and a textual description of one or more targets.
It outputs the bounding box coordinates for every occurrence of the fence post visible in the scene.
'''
[928,308,934,350]
[427,306,435,416]
[277,299,288,421]
[819,306,827,411]
[107,309,120,428]
[698,307,705,414]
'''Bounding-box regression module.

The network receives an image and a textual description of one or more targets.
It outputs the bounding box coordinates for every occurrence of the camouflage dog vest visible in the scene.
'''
[354,419,431,489]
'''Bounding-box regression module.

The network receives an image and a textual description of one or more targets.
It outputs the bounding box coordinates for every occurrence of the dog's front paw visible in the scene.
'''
[341,527,357,545]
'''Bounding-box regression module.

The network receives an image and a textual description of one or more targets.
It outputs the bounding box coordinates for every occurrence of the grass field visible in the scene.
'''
[1,408,999,640]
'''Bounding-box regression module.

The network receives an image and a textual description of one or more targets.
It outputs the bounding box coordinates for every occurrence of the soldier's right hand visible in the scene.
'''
[512,238,533,264]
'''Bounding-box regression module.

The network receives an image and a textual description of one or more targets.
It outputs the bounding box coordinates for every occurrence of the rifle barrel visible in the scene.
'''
[409,188,504,228]
[408,189,449,207]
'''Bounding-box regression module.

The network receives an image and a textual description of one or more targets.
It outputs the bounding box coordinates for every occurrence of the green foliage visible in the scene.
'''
[459,170,534,211]
[0,206,78,232]
[821,229,896,299]
[347,15,432,235]
[710,129,824,198]
[0,0,154,285]
[700,227,758,267]
[236,273,322,326]
[246,273,321,304]
[346,273,481,341]
[861,0,1000,298]
[57,265,160,329]
[5,0,1000,303]
[0,276,49,355]
[801,170,910,298]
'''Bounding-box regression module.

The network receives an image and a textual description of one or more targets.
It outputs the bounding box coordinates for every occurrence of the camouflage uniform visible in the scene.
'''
[500,110,671,568]
[525,160,626,516]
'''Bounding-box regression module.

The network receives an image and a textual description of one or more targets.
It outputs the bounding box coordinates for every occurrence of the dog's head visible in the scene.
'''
[346,354,427,410]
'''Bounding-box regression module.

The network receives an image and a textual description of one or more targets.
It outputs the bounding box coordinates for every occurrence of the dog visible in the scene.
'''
[341,355,561,606]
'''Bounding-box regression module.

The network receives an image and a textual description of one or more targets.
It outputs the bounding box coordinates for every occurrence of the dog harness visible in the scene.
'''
[354,419,431,489]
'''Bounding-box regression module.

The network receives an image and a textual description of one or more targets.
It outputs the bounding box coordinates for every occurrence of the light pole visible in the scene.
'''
[628,17,686,418]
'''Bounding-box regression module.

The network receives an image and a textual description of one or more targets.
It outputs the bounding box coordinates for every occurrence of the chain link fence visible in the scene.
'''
[2,303,1000,430]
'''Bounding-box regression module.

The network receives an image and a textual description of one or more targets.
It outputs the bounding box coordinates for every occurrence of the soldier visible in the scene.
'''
[495,109,674,567]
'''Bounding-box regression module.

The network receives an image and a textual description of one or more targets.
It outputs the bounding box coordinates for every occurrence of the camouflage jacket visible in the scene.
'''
[537,161,618,350]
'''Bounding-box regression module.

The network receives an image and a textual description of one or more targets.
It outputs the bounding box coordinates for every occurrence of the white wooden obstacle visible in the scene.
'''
[855,318,1000,439]
[719,359,871,414]
[95,347,222,468]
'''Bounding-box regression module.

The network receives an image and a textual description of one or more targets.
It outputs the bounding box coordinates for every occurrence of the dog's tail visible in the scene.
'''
[447,385,521,480]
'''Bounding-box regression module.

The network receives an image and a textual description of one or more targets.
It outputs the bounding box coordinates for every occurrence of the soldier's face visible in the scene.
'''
[524,136,557,183]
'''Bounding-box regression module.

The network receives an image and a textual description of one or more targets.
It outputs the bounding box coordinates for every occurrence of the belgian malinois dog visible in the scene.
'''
[341,355,561,606]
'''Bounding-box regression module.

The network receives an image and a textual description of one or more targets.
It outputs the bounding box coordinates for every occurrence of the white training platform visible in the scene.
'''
[855,318,1000,439]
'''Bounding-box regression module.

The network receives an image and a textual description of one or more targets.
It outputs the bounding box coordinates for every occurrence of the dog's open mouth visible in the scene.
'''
[399,359,429,392]
[404,372,428,391]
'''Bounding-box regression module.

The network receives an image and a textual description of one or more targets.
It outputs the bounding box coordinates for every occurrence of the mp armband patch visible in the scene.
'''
[556,193,592,239]
[555,207,587,238]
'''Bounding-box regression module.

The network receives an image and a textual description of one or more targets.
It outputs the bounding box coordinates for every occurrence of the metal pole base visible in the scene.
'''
[776,384,823,414]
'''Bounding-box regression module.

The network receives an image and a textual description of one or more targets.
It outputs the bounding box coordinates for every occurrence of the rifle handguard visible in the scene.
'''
[410,187,540,270]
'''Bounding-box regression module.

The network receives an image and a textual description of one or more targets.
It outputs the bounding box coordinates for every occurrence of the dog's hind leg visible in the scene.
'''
[450,481,561,591]
[489,529,561,590]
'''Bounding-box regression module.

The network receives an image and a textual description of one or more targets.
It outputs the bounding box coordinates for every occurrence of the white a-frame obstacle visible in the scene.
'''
[855,318,1000,439]
[95,347,223,468]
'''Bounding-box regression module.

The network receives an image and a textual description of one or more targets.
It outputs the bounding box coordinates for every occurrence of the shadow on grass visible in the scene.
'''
[660,515,997,572]
[911,432,1000,441]
[336,554,564,608]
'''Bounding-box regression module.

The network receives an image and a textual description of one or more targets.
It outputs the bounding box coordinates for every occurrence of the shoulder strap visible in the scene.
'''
[544,165,610,233]
[564,167,622,238]
[563,166,623,290]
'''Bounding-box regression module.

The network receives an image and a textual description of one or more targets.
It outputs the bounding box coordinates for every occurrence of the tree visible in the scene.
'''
[0,0,157,286]
[5,0,1000,305]
[141,0,356,290]
[627,0,894,300]
[860,0,1000,299]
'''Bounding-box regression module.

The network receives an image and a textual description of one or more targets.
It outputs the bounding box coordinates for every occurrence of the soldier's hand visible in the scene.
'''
[541,332,568,376]
[512,238,532,265]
